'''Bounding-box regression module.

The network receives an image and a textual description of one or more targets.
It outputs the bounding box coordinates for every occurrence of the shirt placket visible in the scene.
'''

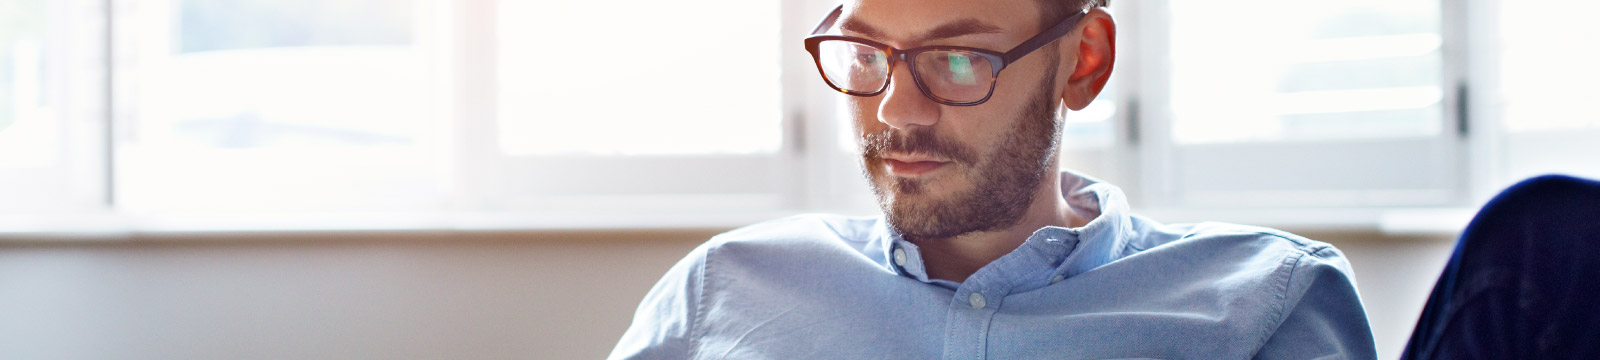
[941,274,1009,360]
[939,230,1078,360]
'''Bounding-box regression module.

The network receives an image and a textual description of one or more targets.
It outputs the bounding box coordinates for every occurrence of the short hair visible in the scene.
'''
[1036,0,1105,32]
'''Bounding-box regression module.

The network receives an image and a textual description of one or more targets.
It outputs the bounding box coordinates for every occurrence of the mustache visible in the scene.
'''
[861,128,977,164]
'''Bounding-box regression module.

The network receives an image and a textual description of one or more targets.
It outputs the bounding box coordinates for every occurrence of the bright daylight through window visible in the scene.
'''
[114,0,443,212]
[496,0,781,156]
[0,0,51,172]
[1169,0,1443,144]
[1,0,1598,232]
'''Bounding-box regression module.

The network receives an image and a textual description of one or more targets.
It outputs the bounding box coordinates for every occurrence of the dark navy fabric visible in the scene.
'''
[1403,175,1600,359]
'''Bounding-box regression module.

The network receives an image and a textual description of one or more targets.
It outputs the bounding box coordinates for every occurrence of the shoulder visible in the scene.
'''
[1126,218,1359,303]
[659,214,886,285]
[1124,219,1370,351]
[1154,224,1379,357]
[1131,218,1348,269]
[1180,221,1352,274]
[714,213,879,244]
[697,213,881,258]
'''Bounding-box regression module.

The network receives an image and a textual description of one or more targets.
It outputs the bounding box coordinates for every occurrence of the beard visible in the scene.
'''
[859,59,1063,242]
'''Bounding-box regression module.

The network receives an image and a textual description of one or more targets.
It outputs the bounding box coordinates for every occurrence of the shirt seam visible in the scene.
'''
[1305,245,1337,259]
[1256,248,1306,352]
[1121,231,1147,253]
[1243,229,1323,252]
[687,243,714,360]
[942,297,959,360]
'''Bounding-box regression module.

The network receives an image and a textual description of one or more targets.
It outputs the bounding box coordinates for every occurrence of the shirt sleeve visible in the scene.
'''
[1254,246,1379,360]
[607,244,709,360]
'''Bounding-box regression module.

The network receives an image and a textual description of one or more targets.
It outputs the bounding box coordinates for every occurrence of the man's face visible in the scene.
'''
[842,0,1066,241]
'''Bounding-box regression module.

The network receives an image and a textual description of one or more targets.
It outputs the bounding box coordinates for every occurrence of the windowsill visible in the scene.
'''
[1138,206,1475,237]
[0,209,826,242]
[1,206,1474,243]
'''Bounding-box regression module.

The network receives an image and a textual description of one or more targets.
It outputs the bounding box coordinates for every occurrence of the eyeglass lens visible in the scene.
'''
[818,41,890,94]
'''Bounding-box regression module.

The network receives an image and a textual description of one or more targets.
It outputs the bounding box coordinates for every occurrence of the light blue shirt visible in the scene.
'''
[611,172,1377,359]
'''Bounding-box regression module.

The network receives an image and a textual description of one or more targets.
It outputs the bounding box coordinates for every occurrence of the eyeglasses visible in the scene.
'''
[803,5,1087,106]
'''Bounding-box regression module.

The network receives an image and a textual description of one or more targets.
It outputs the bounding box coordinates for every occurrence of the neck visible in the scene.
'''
[914,171,1088,283]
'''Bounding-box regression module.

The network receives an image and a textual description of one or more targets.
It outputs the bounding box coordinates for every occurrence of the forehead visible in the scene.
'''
[839,0,1042,43]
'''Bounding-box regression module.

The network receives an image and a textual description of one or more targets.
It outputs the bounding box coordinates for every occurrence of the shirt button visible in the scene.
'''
[968,293,987,309]
[893,248,908,266]
[1049,274,1065,285]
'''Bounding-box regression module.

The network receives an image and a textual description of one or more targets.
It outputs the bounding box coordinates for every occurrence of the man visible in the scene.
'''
[611,0,1376,358]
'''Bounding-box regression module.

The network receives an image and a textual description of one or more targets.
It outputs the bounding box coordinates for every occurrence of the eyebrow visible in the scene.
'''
[838,17,1005,44]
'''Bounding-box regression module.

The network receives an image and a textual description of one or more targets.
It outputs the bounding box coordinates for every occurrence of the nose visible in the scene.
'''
[877,61,940,130]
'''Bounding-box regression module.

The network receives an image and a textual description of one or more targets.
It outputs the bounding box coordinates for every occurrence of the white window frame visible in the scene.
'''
[0,0,108,215]
[106,0,455,213]
[4,0,1593,236]
[448,0,824,215]
[1138,0,1468,212]
[1480,0,1600,190]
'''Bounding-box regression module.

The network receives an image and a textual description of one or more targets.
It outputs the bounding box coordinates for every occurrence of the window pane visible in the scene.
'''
[1169,0,1443,144]
[117,0,442,212]
[1498,2,1600,181]
[496,0,782,156]
[0,0,56,170]
[0,0,99,214]
[1500,2,1600,132]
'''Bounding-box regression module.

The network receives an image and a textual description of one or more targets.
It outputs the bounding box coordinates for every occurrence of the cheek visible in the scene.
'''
[991,76,1038,105]
[943,108,1011,146]
[848,97,884,132]
[992,58,1058,106]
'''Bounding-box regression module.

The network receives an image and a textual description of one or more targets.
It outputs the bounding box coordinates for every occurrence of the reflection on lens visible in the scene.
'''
[945,53,977,85]
[818,40,888,93]
[915,50,993,102]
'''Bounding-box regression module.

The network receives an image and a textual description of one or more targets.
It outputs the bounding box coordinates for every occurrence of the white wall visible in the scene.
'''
[0,229,1455,359]
[0,231,709,360]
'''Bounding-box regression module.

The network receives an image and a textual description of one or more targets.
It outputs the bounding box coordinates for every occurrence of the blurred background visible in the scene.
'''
[2,0,1597,358]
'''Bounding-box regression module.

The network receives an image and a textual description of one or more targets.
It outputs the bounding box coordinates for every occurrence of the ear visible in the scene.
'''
[1059,9,1115,111]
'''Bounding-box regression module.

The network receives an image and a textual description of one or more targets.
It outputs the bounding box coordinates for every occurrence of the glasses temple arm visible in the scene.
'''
[1002,10,1088,63]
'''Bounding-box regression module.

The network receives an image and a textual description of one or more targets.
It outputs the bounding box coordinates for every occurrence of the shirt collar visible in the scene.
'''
[872,170,1135,285]
[1054,170,1135,278]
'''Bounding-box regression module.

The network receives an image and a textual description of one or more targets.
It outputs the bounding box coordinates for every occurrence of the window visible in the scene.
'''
[0,0,53,172]
[1170,0,1444,144]
[478,0,791,212]
[0,0,105,214]
[1151,0,1462,208]
[112,0,446,212]
[5,0,1598,232]
[496,1,781,156]
[1497,1,1600,183]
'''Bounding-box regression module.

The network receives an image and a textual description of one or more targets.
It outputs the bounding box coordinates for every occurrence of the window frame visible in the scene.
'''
[0,0,108,214]
[1136,0,1472,211]
[447,0,813,213]
[2,0,1590,236]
